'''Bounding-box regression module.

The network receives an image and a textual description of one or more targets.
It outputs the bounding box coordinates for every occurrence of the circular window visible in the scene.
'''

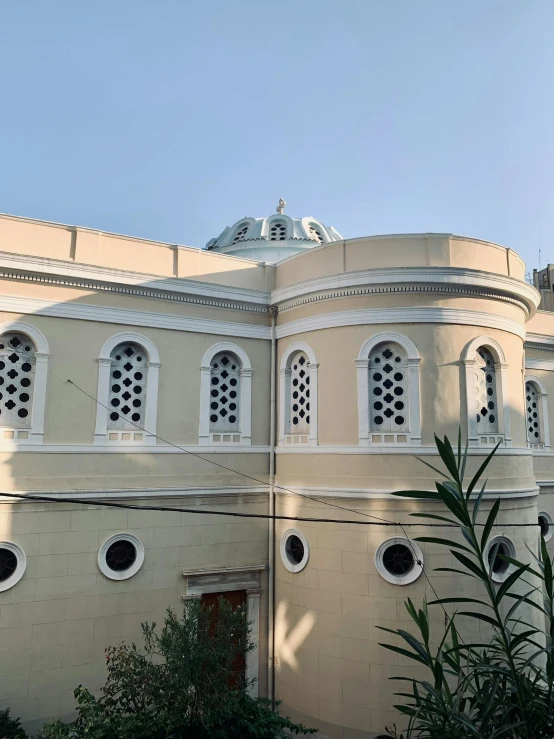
[539,512,553,542]
[98,533,144,581]
[375,537,423,585]
[280,529,309,573]
[0,541,26,592]
[485,537,515,583]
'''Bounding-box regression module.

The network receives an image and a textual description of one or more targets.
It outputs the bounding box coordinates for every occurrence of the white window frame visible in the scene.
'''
[198,342,252,446]
[94,332,160,445]
[98,533,145,581]
[0,541,27,592]
[524,375,550,450]
[356,332,421,446]
[263,214,293,240]
[279,342,318,446]
[462,336,511,448]
[0,321,49,445]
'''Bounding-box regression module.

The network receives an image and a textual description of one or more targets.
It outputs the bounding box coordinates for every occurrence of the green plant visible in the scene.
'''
[0,709,27,739]
[377,431,554,739]
[37,597,315,738]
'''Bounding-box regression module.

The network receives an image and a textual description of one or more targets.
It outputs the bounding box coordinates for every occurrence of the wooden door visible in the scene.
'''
[201,589,246,684]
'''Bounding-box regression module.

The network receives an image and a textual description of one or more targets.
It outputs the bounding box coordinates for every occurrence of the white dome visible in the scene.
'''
[204,207,343,263]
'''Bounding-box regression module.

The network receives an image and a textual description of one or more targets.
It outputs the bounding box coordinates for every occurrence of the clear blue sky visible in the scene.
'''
[1,1,553,271]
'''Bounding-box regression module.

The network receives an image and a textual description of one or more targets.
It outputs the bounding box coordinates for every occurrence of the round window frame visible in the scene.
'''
[375,537,423,585]
[280,528,309,573]
[0,541,26,592]
[539,512,553,543]
[485,536,516,583]
[98,533,145,581]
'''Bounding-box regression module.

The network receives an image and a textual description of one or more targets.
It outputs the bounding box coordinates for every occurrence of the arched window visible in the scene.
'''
[232,223,249,244]
[199,343,252,445]
[108,343,147,431]
[279,343,318,446]
[462,337,511,447]
[0,322,49,444]
[95,333,160,445]
[289,352,310,434]
[524,375,550,450]
[357,333,421,446]
[0,333,36,430]
[269,222,287,241]
[369,343,408,433]
[308,223,324,243]
[209,352,240,433]
[475,348,498,434]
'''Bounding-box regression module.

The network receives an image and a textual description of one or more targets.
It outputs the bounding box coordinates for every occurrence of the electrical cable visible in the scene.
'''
[61,378,540,530]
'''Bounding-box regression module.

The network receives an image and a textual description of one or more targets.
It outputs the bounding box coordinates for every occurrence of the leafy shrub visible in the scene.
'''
[37,596,314,738]
[0,708,27,739]
[377,432,554,738]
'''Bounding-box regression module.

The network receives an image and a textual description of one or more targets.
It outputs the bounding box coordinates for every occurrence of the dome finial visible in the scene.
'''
[276,198,286,215]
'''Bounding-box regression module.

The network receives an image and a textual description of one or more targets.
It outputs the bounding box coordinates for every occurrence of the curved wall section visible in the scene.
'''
[273,233,540,738]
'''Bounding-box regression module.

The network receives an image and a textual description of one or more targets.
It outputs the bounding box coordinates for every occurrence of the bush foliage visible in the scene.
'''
[0,708,27,739]
[377,432,554,738]
[36,597,314,739]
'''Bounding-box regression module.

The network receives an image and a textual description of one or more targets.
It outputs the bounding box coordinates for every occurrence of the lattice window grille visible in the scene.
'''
[0,333,36,429]
[210,353,240,433]
[309,225,324,243]
[369,343,408,432]
[526,382,541,443]
[232,224,249,244]
[474,348,498,434]
[289,352,310,434]
[269,222,287,241]
[108,343,147,430]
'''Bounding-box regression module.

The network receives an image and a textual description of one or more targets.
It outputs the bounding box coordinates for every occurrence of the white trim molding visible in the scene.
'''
[98,533,145,580]
[375,537,424,586]
[539,511,553,542]
[182,563,265,697]
[279,342,318,447]
[524,374,550,450]
[275,307,526,340]
[280,528,310,573]
[198,342,252,446]
[0,320,49,444]
[462,336,512,449]
[271,265,538,317]
[356,332,421,447]
[0,541,27,592]
[94,332,160,446]
[485,536,516,584]
[0,295,271,340]
[525,358,554,372]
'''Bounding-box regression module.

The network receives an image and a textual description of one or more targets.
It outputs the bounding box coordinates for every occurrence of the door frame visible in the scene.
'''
[182,563,265,696]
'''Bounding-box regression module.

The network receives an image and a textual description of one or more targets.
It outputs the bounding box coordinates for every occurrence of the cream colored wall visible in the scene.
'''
[277,323,528,451]
[0,497,269,734]
[0,311,271,450]
[274,493,540,738]
[274,234,526,290]
[0,214,275,292]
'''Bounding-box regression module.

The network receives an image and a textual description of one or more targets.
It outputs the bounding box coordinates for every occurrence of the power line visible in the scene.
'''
[63,378,541,530]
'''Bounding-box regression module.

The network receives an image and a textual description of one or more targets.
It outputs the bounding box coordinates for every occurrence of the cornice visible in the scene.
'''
[525,333,554,352]
[0,295,271,340]
[275,307,526,340]
[0,251,270,313]
[526,359,554,371]
[274,444,532,456]
[279,485,538,500]
[0,485,268,501]
[0,442,271,453]
[272,266,539,316]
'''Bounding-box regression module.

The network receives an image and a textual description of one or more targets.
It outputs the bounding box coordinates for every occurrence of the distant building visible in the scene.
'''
[534,266,554,311]
[0,207,552,738]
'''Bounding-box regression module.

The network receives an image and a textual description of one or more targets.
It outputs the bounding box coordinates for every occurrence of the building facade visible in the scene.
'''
[0,208,553,737]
